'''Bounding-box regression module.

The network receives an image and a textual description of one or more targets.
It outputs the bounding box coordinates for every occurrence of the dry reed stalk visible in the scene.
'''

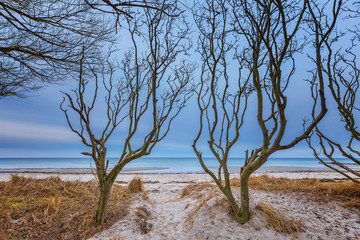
[181,182,216,199]
[186,192,217,230]
[255,202,305,235]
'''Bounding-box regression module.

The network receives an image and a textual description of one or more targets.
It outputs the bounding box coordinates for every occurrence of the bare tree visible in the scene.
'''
[0,0,187,98]
[84,0,182,25]
[193,0,341,224]
[307,1,360,183]
[61,0,193,224]
[0,0,113,98]
[192,0,253,224]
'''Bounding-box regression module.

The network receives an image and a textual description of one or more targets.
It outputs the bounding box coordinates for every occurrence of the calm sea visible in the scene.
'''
[0,157,338,173]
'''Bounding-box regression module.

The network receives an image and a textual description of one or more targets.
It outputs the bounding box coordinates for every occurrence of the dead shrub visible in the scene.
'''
[134,206,152,234]
[0,175,134,240]
[128,177,144,193]
[255,202,305,235]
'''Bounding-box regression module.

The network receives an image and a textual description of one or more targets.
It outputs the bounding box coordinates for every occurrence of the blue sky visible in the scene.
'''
[0,72,347,158]
[0,81,197,158]
[0,2,356,159]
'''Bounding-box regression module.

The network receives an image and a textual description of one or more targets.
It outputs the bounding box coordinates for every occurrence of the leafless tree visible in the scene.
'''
[61,0,193,224]
[84,0,183,27]
[0,0,186,98]
[192,0,253,224]
[307,1,360,183]
[193,0,341,224]
[0,0,113,98]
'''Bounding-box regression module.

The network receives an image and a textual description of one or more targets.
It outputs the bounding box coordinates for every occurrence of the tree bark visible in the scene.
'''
[239,173,250,224]
[95,180,113,225]
[221,188,241,222]
[220,177,250,224]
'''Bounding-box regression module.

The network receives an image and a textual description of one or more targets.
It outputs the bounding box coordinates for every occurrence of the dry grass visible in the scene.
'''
[227,175,360,210]
[134,206,152,234]
[181,182,234,230]
[128,177,144,193]
[235,175,360,210]
[182,175,360,232]
[181,182,216,199]
[185,192,217,230]
[213,197,234,216]
[181,182,220,229]
[255,202,305,235]
[0,175,135,240]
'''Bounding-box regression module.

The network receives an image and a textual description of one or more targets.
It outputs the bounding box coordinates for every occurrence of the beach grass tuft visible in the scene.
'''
[134,206,152,234]
[255,202,305,234]
[128,177,144,193]
[181,175,359,232]
[0,175,135,240]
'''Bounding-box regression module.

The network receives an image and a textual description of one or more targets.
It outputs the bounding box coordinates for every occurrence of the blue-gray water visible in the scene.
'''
[0,157,340,173]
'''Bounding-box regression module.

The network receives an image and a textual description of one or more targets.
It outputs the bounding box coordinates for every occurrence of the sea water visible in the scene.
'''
[0,156,342,173]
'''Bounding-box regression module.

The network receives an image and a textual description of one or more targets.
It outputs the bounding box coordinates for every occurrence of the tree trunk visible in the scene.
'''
[224,174,250,224]
[221,183,250,224]
[95,180,113,225]
[239,173,250,223]
[222,188,241,222]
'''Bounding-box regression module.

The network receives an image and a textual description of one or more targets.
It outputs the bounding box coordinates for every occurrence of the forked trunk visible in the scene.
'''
[239,174,250,223]
[221,175,250,224]
[224,175,250,224]
[95,180,113,225]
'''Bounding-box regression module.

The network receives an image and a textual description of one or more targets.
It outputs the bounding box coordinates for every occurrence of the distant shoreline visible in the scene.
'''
[0,165,330,174]
[0,167,169,174]
[0,170,353,183]
[2,157,349,174]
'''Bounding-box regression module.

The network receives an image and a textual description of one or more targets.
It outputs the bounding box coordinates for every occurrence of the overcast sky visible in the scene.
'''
[0,2,356,159]
[0,65,348,158]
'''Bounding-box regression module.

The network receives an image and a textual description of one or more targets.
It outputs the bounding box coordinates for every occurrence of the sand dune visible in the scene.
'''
[1,172,359,239]
[89,173,360,240]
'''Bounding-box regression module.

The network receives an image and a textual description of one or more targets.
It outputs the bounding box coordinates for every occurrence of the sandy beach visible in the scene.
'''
[0,169,354,183]
[1,171,359,240]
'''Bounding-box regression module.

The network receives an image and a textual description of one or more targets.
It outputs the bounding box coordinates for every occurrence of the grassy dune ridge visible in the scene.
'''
[0,176,143,240]
[0,175,359,240]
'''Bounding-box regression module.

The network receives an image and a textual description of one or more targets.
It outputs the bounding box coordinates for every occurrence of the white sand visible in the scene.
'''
[1,172,359,239]
[0,170,351,183]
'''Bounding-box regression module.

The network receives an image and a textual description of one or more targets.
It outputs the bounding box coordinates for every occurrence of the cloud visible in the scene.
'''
[0,148,83,158]
[0,119,78,143]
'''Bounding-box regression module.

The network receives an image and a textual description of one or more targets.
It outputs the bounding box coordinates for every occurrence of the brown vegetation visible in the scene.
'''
[134,206,152,234]
[181,182,216,199]
[185,192,218,230]
[0,176,135,240]
[255,202,305,235]
[128,177,144,193]
[229,175,360,210]
[182,184,235,230]
[181,175,360,231]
